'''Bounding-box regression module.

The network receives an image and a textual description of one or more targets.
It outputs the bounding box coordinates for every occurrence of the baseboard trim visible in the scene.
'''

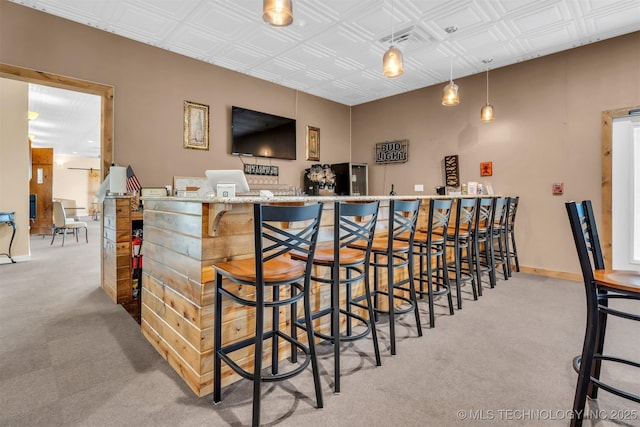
[519,265,581,282]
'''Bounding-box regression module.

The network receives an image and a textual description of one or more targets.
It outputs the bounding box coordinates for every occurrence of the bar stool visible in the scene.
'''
[212,203,324,427]
[445,197,478,309]
[408,198,454,328]
[489,197,509,287]
[565,200,640,426]
[505,196,520,277]
[290,200,381,394]
[471,197,494,296]
[350,199,422,355]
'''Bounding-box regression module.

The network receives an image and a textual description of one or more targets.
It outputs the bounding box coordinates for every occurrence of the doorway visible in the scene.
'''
[0,63,113,275]
[601,105,640,270]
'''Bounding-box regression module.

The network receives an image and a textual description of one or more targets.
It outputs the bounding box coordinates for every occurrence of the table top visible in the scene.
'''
[0,212,15,222]
[594,269,640,294]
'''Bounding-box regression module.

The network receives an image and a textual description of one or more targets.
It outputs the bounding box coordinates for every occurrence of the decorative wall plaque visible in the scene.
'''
[444,155,460,187]
[243,164,279,176]
[375,140,409,164]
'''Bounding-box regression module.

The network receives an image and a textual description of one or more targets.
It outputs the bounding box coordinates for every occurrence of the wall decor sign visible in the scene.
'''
[306,126,320,161]
[183,100,209,150]
[444,155,460,187]
[480,161,493,176]
[244,164,279,176]
[375,139,409,164]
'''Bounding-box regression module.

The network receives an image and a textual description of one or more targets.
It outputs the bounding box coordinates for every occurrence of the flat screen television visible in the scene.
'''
[231,106,296,160]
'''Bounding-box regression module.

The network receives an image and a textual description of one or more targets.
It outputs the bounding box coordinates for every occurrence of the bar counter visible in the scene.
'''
[139,194,470,396]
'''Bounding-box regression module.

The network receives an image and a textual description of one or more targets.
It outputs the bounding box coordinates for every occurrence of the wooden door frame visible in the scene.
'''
[601,105,640,269]
[0,63,113,176]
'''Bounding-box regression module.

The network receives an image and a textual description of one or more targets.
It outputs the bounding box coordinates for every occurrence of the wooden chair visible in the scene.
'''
[445,197,478,309]
[51,201,88,246]
[351,199,422,355]
[290,200,381,394]
[212,203,324,427]
[565,200,640,426]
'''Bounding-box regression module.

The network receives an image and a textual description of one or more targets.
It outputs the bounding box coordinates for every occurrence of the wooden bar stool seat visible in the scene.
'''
[291,200,381,394]
[212,203,324,427]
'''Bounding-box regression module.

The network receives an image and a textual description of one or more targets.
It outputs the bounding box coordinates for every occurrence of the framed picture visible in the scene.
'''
[306,126,320,161]
[183,100,209,150]
[480,161,493,176]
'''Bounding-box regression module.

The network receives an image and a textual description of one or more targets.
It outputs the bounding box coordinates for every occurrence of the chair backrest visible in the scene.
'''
[334,201,380,259]
[388,199,421,250]
[566,200,605,286]
[52,201,67,228]
[420,198,453,245]
[507,196,519,231]
[473,197,494,236]
[452,197,476,237]
[492,197,508,227]
[254,202,323,284]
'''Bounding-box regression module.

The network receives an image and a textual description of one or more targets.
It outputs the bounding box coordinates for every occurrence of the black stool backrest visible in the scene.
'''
[454,197,477,237]
[473,197,494,236]
[507,196,519,231]
[335,201,380,258]
[565,200,605,286]
[388,199,421,250]
[255,203,323,283]
[492,197,508,229]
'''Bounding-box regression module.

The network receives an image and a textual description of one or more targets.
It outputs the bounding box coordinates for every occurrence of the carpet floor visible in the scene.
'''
[1,219,638,426]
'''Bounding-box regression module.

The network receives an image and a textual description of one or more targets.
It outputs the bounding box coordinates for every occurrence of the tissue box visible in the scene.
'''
[216,184,236,198]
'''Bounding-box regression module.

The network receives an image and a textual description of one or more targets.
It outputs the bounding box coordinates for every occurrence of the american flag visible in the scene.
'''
[126,165,142,193]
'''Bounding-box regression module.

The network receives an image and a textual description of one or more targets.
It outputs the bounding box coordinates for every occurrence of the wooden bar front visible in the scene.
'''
[139,195,466,397]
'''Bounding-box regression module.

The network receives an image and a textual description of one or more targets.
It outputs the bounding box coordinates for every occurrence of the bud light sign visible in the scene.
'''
[375,140,409,164]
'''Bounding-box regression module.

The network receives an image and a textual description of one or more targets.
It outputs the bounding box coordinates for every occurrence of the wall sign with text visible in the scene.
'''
[375,140,409,164]
[244,164,279,176]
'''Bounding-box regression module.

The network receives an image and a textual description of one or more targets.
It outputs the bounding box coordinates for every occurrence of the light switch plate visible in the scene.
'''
[414,184,424,192]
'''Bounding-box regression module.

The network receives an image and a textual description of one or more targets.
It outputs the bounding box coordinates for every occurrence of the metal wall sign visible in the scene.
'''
[375,140,409,164]
[444,155,460,187]
[243,164,279,176]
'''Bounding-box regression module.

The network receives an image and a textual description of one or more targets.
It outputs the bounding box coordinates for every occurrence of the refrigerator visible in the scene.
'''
[331,163,368,196]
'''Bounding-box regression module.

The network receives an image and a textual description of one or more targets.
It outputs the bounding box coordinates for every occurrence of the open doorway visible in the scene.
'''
[0,63,113,273]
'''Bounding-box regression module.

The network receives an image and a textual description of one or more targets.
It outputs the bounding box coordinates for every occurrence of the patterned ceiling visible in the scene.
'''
[16,0,640,156]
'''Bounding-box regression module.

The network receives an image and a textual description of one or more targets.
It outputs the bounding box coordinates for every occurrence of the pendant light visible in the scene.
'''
[263,0,293,27]
[382,0,404,78]
[481,58,495,122]
[442,26,459,106]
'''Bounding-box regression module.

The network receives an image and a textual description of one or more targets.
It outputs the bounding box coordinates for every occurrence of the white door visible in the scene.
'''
[612,115,640,271]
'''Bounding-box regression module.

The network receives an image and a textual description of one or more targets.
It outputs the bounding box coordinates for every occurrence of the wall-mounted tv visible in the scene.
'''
[231,106,296,160]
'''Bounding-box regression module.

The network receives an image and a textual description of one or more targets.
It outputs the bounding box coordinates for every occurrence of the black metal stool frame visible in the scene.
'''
[368,199,422,356]
[566,200,640,426]
[212,203,324,427]
[446,197,478,309]
[412,198,455,327]
[291,200,381,394]
[505,196,520,277]
[471,197,495,296]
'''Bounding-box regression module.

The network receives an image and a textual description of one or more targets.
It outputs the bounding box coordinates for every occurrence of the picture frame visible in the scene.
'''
[183,100,209,150]
[306,126,320,161]
[480,161,493,177]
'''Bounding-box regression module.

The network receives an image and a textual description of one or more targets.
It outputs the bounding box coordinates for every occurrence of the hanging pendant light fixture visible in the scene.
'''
[382,0,404,78]
[263,0,293,27]
[442,26,459,106]
[481,58,495,122]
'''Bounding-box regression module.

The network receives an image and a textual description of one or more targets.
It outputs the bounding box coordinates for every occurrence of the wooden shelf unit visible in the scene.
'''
[102,196,142,322]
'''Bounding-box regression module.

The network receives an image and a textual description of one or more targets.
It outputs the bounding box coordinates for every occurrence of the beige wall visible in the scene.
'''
[1,1,639,276]
[53,156,101,217]
[351,32,640,274]
[0,1,351,189]
[0,78,29,263]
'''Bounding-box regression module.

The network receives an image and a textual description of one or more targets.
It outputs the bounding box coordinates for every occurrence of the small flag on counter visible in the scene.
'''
[126,165,142,193]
